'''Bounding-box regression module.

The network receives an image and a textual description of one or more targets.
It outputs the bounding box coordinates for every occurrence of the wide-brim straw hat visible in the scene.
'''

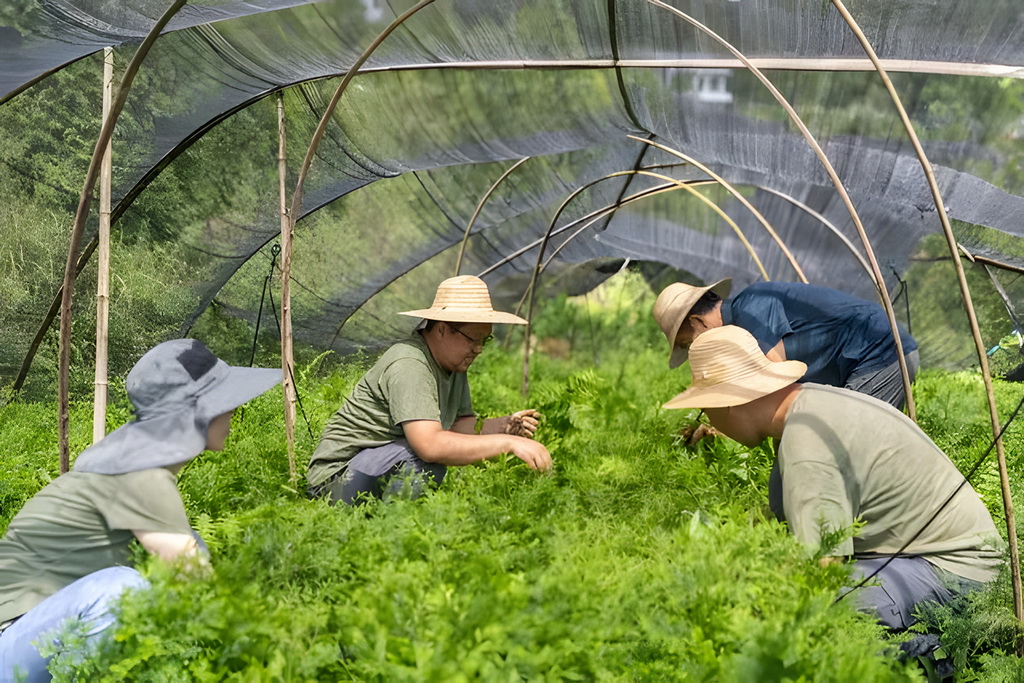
[653,278,733,369]
[398,275,527,325]
[663,325,807,410]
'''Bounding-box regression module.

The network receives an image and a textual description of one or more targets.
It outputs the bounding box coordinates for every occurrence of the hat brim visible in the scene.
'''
[669,344,690,370]
[663,359,806,409]
[398,309,528,325]
[198,366,281,420]
[666,278,733,369]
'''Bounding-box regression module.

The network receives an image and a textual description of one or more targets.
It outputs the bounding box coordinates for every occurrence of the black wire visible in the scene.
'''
[890,265,912,336]
[835,391,1024,603]
[246,244,315,441]
[249,245,280,368]
[248,270,269,368]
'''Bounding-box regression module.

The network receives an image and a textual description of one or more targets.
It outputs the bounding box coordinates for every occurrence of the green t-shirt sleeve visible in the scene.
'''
[381,357,442,425]
[781,436,856,557]
[457,375,474,418]
[98,469,193,535]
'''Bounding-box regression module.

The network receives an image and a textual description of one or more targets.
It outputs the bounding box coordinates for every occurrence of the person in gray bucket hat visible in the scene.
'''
[0,339,279,681]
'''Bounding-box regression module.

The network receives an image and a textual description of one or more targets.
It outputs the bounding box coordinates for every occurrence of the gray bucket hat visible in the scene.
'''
[74,339,280,475]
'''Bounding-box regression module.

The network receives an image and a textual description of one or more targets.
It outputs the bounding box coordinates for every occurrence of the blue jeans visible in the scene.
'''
[0,566,148,682]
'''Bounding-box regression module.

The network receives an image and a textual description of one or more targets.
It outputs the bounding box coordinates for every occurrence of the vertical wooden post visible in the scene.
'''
[278,92,297,482]
[830,0,1023,651]
[58,0,187,474]
[645,0,916,422]
[92,47,114,444]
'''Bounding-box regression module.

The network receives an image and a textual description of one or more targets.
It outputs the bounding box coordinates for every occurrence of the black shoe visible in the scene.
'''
[898,633,953,682]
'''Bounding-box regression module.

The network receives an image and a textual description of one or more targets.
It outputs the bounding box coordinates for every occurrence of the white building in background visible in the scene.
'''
[692,69,734,104]
[660,66,735,105]
[361,0,385,22]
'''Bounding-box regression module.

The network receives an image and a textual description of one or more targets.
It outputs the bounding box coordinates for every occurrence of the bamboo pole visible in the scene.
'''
[830,0,1023,647]
[970,255,1024,277]
[286,0,437,265]
[512,172,771,329]
[454,158,530,276]
[92,47,114,444]
[58,0,187,473]
[645,0,916,421]
[602,170,773,280]
[628,137,808,283]
[478,178,880,295]
[518,167,798,394]
[277,92,298,483]
[752,185,877,286]
[2,56,1021,110]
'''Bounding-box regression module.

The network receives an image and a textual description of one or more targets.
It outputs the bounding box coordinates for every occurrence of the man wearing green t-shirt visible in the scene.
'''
[663,325,1003,631]
[308,275,552,505]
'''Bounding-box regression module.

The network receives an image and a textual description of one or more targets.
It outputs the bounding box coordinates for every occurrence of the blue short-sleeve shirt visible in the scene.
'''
[722,282,917,386]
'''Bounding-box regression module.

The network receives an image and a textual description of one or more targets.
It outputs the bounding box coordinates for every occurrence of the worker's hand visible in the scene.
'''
[507,435,552,472]
[503,409,541,438]
[679,421,718,446]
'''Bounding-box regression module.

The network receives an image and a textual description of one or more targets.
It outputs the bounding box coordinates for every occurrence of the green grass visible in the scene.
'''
[5,328,1024,679]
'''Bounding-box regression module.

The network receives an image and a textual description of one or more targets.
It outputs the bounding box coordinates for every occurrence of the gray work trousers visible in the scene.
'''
[847,556,980,630]
[845,350,921,410]
[311,440,446,506]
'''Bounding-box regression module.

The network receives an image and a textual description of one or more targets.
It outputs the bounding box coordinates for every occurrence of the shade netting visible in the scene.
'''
[3,0,1024,391]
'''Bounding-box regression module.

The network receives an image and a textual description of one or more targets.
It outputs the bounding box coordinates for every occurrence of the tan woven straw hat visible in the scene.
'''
[663,325,806,409]
[399,275,528,325]
[653,278,733,369]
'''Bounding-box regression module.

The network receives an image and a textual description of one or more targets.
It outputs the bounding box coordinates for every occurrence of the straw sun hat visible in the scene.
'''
[399,275,527,325]
[663,326,807,410]
[652,278,733,369]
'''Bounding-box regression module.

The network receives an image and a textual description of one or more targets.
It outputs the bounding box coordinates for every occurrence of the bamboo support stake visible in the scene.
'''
[479,178,880,295]
[607,171,772,280]
[645,0,916,422]
[830,0,1024,646]
[538,181,880,294]
[92,47,114,444]
[629,137,809,284]
[515,169,772,321]
[454,158,530,276]
[519,168,787,394]
[278,92,297,483]
[517,171,770,394]
[287,0,437,260]
[58,0,187,473]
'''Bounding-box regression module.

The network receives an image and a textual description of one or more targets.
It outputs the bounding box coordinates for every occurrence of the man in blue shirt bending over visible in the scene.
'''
[653,279,919,409]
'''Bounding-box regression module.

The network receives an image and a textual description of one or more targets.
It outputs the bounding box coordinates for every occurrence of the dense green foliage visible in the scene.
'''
[5,288,1024,680]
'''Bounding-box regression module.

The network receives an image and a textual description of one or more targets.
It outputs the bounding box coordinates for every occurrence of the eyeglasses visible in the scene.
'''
[448,324,494,349]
